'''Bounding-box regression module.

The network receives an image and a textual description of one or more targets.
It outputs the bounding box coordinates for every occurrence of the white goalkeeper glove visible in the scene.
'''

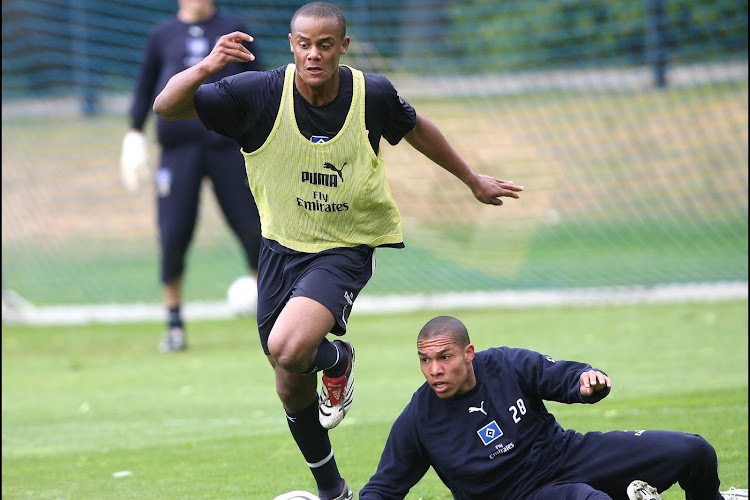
[119,130,150,193]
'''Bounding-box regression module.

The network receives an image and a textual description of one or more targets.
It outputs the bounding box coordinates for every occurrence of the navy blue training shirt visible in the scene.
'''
[194,65,417,155]
[359,347,610,500]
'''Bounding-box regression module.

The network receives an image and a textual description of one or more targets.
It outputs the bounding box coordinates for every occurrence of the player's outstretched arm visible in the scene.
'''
[153,31,255,121]
[579,369,612,397]
[403,113,523,206]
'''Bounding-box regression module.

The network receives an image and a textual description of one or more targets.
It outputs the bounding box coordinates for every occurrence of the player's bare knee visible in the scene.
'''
[268,339,309,373]
[274,353,310,373]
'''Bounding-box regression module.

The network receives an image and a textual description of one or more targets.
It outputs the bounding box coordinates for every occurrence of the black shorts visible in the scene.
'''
[256,239,376,355]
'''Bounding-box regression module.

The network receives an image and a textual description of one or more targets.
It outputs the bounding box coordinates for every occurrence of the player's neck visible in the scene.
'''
[295,70,341,107]
[177,6,216,24]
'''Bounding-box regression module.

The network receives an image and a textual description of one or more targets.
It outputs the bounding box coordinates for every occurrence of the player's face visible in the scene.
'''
[418,335,476,399]
[288,15,350,100]
[178,0,214,19]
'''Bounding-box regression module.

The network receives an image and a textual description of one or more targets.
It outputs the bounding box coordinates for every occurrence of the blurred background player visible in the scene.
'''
[120,0,262,353]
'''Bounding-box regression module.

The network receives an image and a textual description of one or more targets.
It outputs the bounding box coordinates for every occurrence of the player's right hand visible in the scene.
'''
[200,31,255,74]
[120,130,150,193]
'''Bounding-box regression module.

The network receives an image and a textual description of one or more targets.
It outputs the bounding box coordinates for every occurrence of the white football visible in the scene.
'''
[226,276,258,316]
[272,492,320,500]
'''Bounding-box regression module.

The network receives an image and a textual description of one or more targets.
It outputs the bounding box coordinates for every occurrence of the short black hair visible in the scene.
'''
[418,316,471,348]
[290,2,347,39]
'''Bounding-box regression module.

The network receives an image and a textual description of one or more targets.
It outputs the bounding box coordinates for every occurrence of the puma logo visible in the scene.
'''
[323,162,347,182]
[469,401,487,416]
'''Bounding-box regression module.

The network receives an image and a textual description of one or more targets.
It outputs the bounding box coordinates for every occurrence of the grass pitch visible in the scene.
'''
[2,300,747,499]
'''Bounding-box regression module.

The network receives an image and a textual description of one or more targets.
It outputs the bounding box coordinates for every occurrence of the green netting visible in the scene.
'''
[2,1,747,305]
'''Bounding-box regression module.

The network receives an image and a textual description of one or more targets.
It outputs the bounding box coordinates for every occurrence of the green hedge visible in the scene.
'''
[440,0,747,72]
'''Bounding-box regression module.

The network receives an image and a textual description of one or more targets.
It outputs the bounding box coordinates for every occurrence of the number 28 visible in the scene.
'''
[508,399,526,423]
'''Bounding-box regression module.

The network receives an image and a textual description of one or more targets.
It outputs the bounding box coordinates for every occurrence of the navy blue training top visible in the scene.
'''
[129,10,262,149]
[359,347,610,500]
[194,65,417,155]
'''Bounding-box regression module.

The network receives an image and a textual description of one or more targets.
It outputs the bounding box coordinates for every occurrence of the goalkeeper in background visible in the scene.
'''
[120,0,263,353]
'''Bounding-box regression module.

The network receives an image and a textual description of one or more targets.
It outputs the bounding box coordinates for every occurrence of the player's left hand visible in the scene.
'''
[579,370,611,396]
[470,174,523,206]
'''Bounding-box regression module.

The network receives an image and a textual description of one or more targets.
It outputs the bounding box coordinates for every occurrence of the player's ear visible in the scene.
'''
[340,36,350,55]
[288,33,294,52]
[465,344,475,362]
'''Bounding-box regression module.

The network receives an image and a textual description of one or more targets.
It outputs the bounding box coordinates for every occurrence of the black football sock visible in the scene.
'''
[321,339,349,377]
[168,305,182,329]
[285,396,342,494]
[300,338,348,376]
[317,477,346,500]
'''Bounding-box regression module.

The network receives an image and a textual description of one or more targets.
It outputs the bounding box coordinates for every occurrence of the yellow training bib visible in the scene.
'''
[241,64,403,253]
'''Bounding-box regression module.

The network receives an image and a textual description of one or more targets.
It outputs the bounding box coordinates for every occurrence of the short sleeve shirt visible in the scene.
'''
[194,65,417,155]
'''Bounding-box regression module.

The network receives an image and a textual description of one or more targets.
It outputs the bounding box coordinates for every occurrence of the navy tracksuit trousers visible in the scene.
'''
[156,140,260,284]
[527,429,722,499]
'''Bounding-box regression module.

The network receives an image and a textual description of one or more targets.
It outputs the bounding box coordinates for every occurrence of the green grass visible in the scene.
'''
[3,215,747,304]
[2,300,747,499]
